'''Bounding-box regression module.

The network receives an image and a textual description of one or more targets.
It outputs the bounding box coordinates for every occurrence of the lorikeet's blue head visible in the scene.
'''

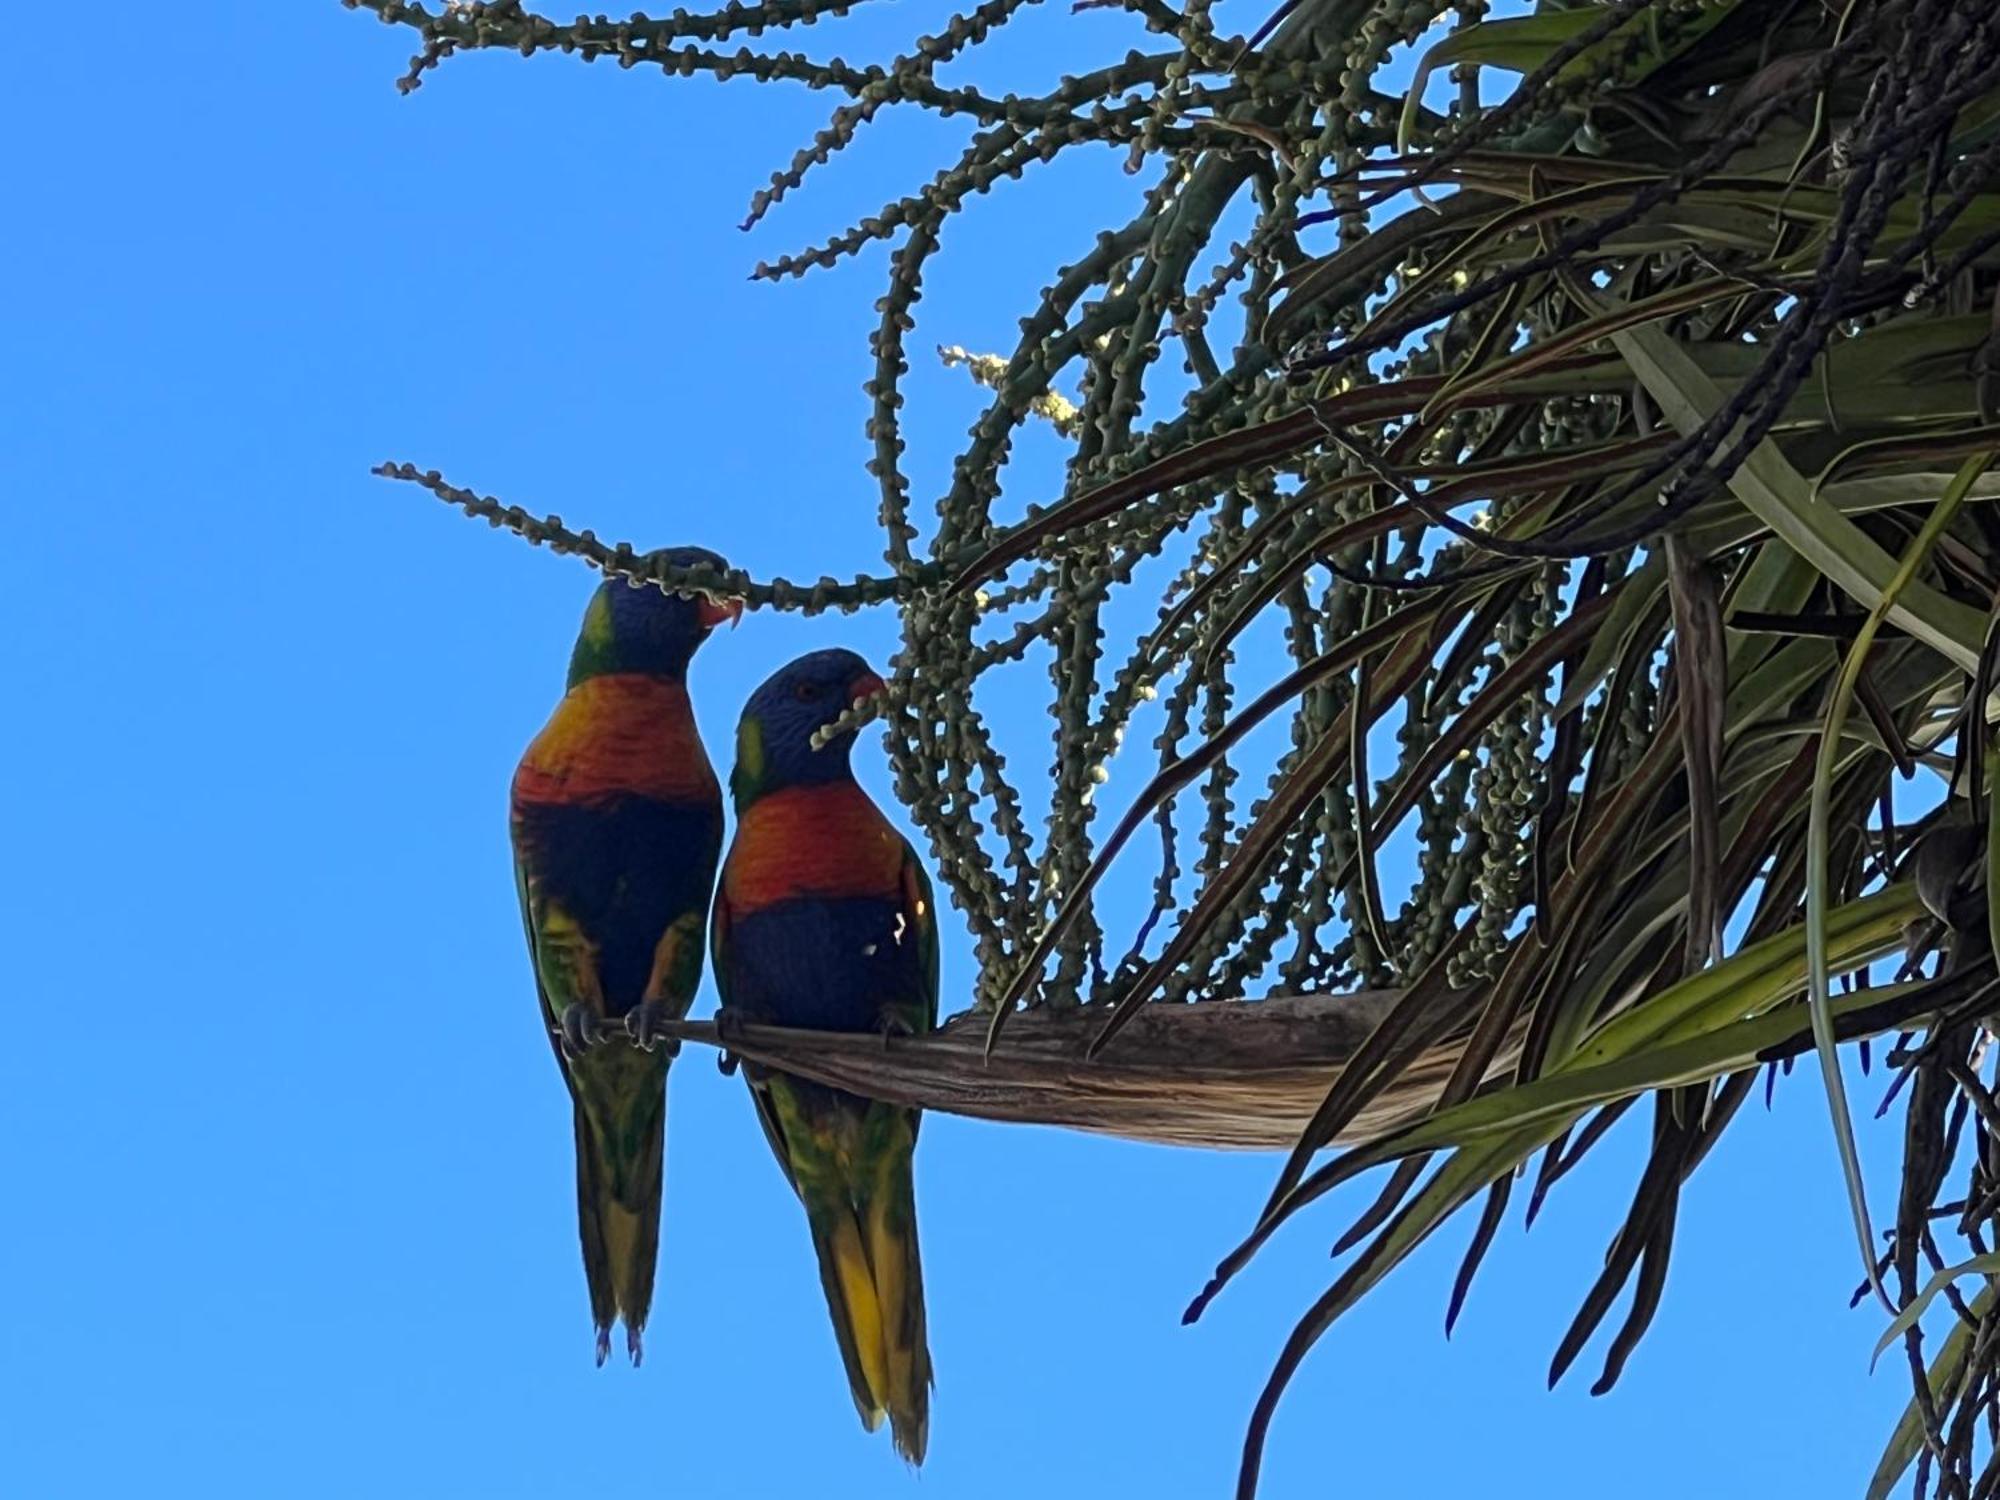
[566,546,742,687]
[732,647,888,805]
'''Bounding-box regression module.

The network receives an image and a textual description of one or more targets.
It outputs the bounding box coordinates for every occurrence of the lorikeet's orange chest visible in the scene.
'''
[723,784,905,916]
[512,675,718,808]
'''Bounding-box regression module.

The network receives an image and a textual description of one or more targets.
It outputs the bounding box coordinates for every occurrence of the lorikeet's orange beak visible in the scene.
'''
[848,670,888,703]
[697,595,745,630]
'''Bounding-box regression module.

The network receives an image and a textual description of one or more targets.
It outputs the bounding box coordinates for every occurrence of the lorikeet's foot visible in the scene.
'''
[713,1005,746,1075]
[877,1013,917,1051]
[559,1004,604,1060]
[627,1325,645,1368]
[624,1001,681,1057]
[594,1323,613,1368]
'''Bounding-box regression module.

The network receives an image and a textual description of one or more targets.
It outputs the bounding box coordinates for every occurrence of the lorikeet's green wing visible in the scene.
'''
[858,847,934,1459]
[514,852,582,1071]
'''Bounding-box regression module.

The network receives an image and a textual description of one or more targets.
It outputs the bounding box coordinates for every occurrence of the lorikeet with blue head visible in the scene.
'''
[510,550,741,1366]
[712,648,938,1464]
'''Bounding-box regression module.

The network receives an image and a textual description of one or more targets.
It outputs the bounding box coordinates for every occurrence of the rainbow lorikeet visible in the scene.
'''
[711,648,938,1463]
[510,551,740,1366]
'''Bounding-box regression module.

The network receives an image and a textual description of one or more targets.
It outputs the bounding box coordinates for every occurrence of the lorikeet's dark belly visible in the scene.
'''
[514,794,722,1013]
[722,896,926,1033]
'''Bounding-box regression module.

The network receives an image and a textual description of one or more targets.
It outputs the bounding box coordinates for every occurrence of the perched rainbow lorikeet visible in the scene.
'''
[510,551,741,1367]
[711,648,938,1464]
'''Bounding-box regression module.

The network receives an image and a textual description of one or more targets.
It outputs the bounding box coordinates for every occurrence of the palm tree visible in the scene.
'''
[349,0,2000,1493]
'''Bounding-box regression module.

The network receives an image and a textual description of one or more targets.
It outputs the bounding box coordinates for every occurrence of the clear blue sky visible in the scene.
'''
[0,4,1926,1495]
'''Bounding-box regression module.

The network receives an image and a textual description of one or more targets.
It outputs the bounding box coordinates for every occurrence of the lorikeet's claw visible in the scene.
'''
[559,1004,604,1060]
[625,1002,681,1057]
[627,1325,645,1367]
[713,1005,746,1075]
[877,1013,917,1051]
[594,1323,613,1368]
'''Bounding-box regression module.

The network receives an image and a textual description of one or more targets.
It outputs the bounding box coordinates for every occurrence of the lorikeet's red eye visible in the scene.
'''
[794,681,820,702]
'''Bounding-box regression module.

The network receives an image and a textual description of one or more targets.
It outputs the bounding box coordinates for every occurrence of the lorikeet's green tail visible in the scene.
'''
[570,1055,668,1366]
[786,1088,931,1465]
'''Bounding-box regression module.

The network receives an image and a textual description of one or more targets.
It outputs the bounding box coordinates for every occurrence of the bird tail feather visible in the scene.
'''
[806,1208,892,1434]
[800,1108,930,1465]
[573,1095,664,1364]
[864,1130,931,1466]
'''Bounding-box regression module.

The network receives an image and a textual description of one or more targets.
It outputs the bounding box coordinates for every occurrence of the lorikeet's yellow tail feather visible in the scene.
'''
[865,1148,931,1466]
[797,1127,930,1463]
[808,1212,891,1431]
[573,1099,664,1365]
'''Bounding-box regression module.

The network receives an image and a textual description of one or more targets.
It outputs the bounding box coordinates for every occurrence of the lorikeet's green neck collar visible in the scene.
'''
[567,638,688,689]
[730,716,860,810]
[730,718,771,809]
[566,587,700,689]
